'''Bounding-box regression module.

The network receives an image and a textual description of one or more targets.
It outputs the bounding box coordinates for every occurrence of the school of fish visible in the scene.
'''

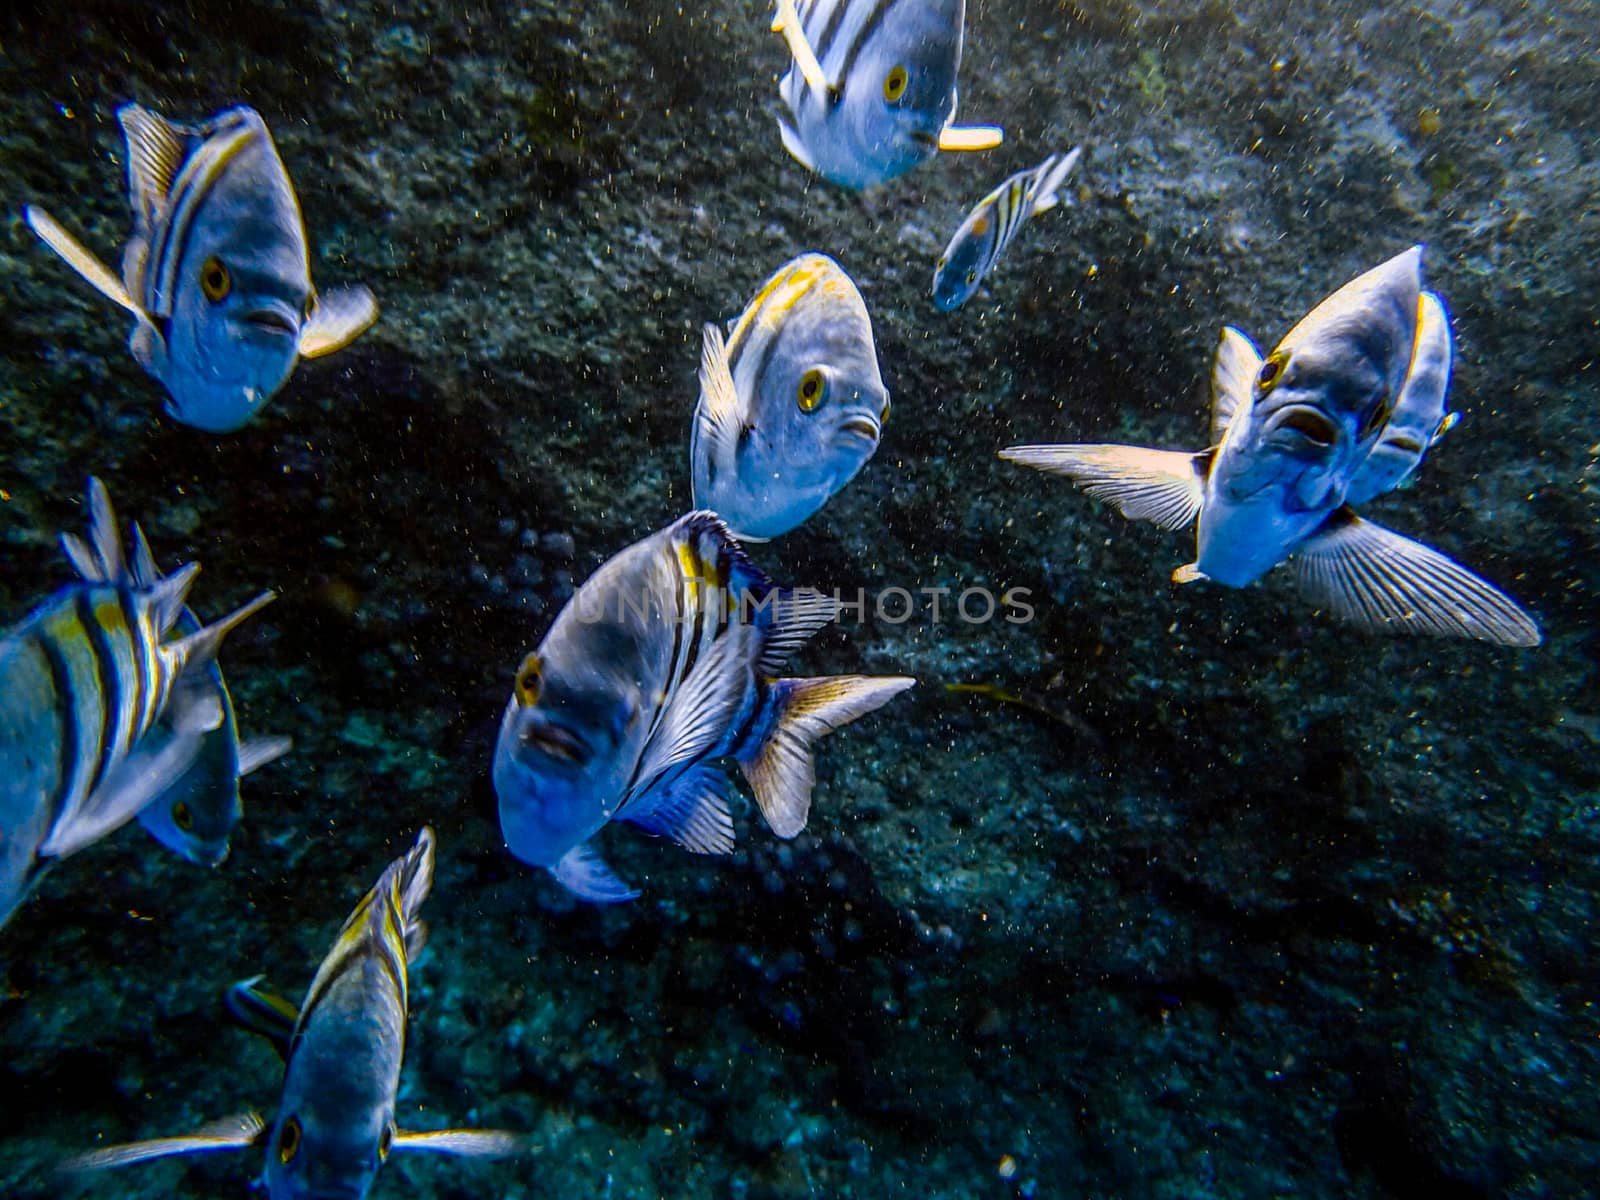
[2,0,1546,1192]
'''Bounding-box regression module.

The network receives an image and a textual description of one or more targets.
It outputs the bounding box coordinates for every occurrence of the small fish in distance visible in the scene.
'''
[494,511,914,902]
[691,253,890,540]
[62,827,528,1198]
[771,0,1003,189]
[1000,246,1541,646]
[933,147,1082,311]
[25,102,377,433]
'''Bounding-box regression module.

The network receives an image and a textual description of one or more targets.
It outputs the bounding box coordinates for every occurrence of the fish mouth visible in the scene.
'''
[242,306,299,338]
[839,416,881,443]
[519,719,591,767]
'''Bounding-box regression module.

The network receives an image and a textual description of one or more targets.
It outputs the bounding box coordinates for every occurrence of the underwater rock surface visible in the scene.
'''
[1,0,1597,1196]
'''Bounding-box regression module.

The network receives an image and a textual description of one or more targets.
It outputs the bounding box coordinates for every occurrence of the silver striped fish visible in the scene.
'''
[691,252,890,540]
[494,510,914,902]
[772,0,1003,189]
[0,479,274,930]
[933,147,1082,311]
[65,828,526,1198]
[63,521,291,867]
[25,103,377,433]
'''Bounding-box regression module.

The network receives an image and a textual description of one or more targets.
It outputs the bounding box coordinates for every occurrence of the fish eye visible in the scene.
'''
[514,653,542,707]
[797,367,827,413]
[200,257,231,303]
[379,1123,394,1161]
[1257,350,1288,392]
[278,1116,302,1165]
[883,65,909,102]
[172,802,194,832]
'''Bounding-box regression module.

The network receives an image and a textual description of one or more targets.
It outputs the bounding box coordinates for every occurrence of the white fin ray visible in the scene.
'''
[738,675,915,839]
[771,0,831,92]
[627,627,756,806]
[118,104,189,227]
[237,735,293,777]
[551,842,639,903]
[1293,510,1541,646]
[391,1129,530,1158]
[39,732,206,859]
[1210,326,1262,443]
[299,285,379,359]
[1026,146,1082,218]
[58,477,128,584]
[24,205,153,323]
[756,587,839,676]
[624,764,736,855]
[62,1113,265,1175]
[162,590,276,681]
[691,322,745,507]
[1000,444,1207,531]
[776,115,818,172]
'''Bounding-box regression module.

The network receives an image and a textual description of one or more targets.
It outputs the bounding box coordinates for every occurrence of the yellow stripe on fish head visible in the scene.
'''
[727,255,831,354]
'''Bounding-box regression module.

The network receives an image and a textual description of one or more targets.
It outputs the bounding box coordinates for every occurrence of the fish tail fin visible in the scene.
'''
[1026,145,1083,218]
[162,590,275,680]
[737,675,915,838]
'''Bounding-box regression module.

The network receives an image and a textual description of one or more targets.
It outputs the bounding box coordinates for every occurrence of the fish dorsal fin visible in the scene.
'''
[237,735,293,777]
[118,103,191,227]
[1210,326,1262,443]
[1025,145,1082,218]
[394,825,436,930]
[391,1129,530,1158]
[999,444,1208,531]
[299,285,380,359]
[737,674,915,838]
[25,205,152,322]
[771,0,831,93]
[59,477,127,583]
[129,522,162,589]
[161,590,276,681]
[624,763,736,855]
[1292,507,1542,646]
[61,1112,266,1175]
[224,975,300,1058]
[690,322,746,506]
[551,842,638,903]
[755,587,839,676]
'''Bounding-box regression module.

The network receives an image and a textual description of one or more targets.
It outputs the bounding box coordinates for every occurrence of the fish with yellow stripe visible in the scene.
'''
[494,511,915,902]
[62,520,291,866]
[0,478,274,930]
[25,102,377,433]
[933,147,1082,311]
[64,827,527,1198]
[771,0,1003,189]
[691,252,890,540]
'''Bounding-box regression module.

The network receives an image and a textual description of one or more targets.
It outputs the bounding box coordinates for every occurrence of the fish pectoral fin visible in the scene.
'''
[999,443,1207,531]
[1210,326,1262,444]
[61,1112,266,1175]
[621,765,736,855]
[631,625,758,793]
[223,975,299,1057]
[756,586,840,675]
[118,103,190,225]
[692,322,746,494]
[1292,508,1542,646]
[24,205,151,321]
[298,285,379,358]
[1172,563,1207,584]
[39,732,207,860]
[938,124,1005,153]
[391,1129,532,1158]
[551,843,639,904]
[776,113,818,173]
[771,0,831,93]
[237,735,293,778]
[737,675,915,839]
